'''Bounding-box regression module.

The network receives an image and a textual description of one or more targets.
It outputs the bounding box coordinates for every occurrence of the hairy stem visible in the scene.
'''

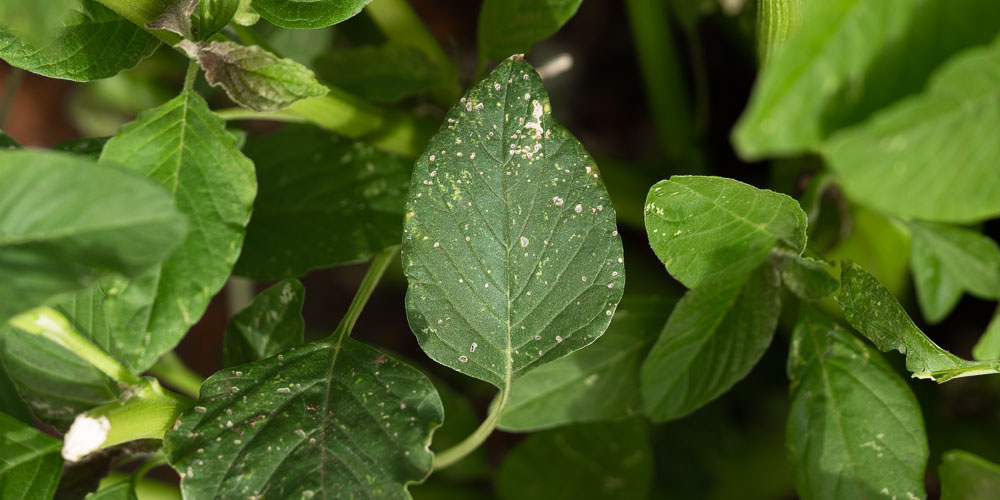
[433,387,509,470]
[331,247,398,342]
[148,352,204,399]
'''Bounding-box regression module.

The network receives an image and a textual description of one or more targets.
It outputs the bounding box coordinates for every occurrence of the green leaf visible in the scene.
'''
[477,0,583,62]
[0,150,186,326]
[910,231,964,324]
[786,306,928,500]
[400,56,624,389]
[0,0,160,82]
[99,90,256,372]
[52,137,109,159]
[836,261,1000,382]
[0,0,71,45]
[0,357,32,425]
[185,40,328,111]
[939,450,1000,500]
[772,249,839,300]
[87,481,138,500]
[641,263,782,422]
[222,279,304,367]
[234,125,410,279]
[0,130,20,149]
[251,0,371,28]
[908,222,1000,300]
[495,421,653,500]
[499,295,675,431]
[313,42,442,104]
[972,306,1000,362]
[644,175,807,289]
[822,35,1000,223]
[163,339,443,498]
[0,413,63,500]
[192,0,239,40]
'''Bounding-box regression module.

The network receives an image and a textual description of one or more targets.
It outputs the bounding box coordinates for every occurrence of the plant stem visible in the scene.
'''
[92,0,169,31]
[433,387,509,470]
[148,352,204,399]
[756,0,803,63]
[331,247,398,341]
[9,307,143,386]
[183,60,198,91]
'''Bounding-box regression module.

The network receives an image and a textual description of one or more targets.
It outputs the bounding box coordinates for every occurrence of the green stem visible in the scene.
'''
[93,0,169,30]
[148,352,204,399]
[9,307,143,386]
[756,0,803,63]
[183,60,198,91]
[433,387,509,470]
[133,453,168,481]
[331,247,398,341]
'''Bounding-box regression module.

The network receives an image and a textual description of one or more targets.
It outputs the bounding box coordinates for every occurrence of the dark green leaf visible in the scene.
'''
[837,261,1000,382]
[772,249,839,300]
[908,222,1000,300]
[641,263,781,422]
[222,279,305,367]
[495,421,653,500]
[164,339,443,498]
[401,57,625,389]
[192,0,239,40]
[99,90,256,372]
[0,130,20,149]
[251,0,371,28]
[0,150,186,326]
[234,125,410,279]
[786,306,927,500]
[314,42,442,104]
[939,450,1000,500]
[0,0,160,82]
[972,306,1000,361]
[499,296,675,431]
[644,175,807,289]
[52,137,109,159]
[477,0,583,61]
[0,357,31,424]
[0,413,63,500]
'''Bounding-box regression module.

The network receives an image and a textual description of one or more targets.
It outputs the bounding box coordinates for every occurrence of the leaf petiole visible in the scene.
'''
[331,246,398,342]
[148,352,204,399]
[433,387,509,470]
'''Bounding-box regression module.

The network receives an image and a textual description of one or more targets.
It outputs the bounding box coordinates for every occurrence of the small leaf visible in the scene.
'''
[495,421,653,500]
[147,0,199,38]
[972,306,1000,361]
[192,0,239,40]
[251,0,371,28]
[939,450,1000,500]
[234,125,410,279]
[164,339,443,498]
[908,222,1000,300]
[0,0,160,82]
[641,263,782,422]
[477,0,583,61]
[910,230,964,324]
[401,56,624,389]
[644,175,807,289]
[786,306,928,500]
[99,90,256,372]
[313,42,443,104]
[222,279,305,367]
[86,481,138,500]
[0,413,63,500]
[190,41,328,111]
[499,296,675,431]
[837,261,1000,382]
[772,249,839,300]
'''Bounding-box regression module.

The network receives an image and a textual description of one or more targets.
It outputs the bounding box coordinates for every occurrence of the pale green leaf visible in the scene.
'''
[0,0,160,82]
[477,0,583,61]
[822,35,1000,223]
[499,296,675,431]
[908,222,1000,300]
[314,42,442,104]
[164,339,443,498]
[99,90,257,372]
[86,481,138,500]
[496,421,653,500]
[0,0,71,45]
[786,306,927,500]
[939,450,1000,500]
[644,175,807,289]
[972,306,1000,362]
[222,279,304,367]
[251,0,371,28]
[0,413,63,500]
[772,249,839,300]
[0,150,186,326]
[641,263,782,422]
[837,261,1000,382]
[401,57,624,389]
[234,125,410,279]
[910,231,964,324]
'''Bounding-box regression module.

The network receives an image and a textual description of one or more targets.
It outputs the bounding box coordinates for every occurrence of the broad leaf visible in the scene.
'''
[910,231,964,324]
[939,450,1000,500]
[495,421,653,500]
[0,150,186,326]
[644,175,807,289]
[401,57,625,389]
[99,90,256,372]
[786,306,927,500]
[0,413,63,500]
[908,222,1000,300]
[234,125,410,279]
[477,0,583,62]
[837,261,1000,382]
[192,0,239,40]
[822,35,1000,223]
[972,306,1000,362]
[499,296,675,431]
[0,357,31,424]
[222,279,304,367]
[641,263,781,422]
[251,0,371,28]
[0,0,160,82]
[314,43,442,104]
[772,249,839,300]
[164,339,443,498]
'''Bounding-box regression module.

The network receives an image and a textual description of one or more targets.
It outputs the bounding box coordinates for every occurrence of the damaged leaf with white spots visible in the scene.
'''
[787,306,928,500]
[222,279,305,367]
[401,56,625,390]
